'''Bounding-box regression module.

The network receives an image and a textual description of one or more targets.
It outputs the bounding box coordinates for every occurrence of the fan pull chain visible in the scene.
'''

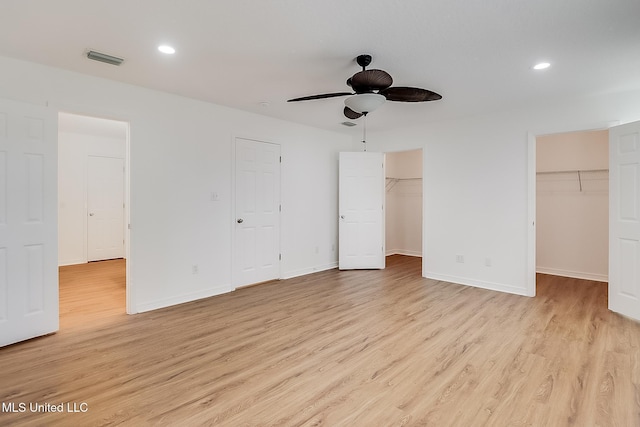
[362,113,367,152]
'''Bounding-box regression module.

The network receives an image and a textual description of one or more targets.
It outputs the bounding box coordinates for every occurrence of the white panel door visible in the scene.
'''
[0,99,58,347]
[609,120,640,321]
[339,152,385,270]
[87,155,124,262]
[234,138,280,287]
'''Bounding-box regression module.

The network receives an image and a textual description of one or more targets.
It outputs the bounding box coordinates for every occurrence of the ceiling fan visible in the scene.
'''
[287,54,442,119]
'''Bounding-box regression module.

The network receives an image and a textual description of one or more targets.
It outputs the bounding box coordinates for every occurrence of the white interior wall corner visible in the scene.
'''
[0,55,351,312]
[374,90,640,296]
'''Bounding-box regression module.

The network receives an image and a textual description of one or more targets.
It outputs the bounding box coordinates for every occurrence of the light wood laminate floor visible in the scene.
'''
[1,256,639,426]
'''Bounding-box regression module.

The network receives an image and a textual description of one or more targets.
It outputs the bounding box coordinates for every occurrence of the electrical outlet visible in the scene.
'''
[485,257,492,267]
[456,255,464,263]
[192,265,199,274]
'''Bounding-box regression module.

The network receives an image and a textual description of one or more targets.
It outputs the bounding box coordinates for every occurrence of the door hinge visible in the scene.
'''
[279,156,282,163]
[279,254,282,260]
[279,205,282,212]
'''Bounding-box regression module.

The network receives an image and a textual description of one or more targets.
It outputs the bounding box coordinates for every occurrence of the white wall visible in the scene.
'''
[366,91,640,296]
[0,55,352,313]
[385,150,422,256]
[5,54,640,307]
[58,117,127,266]
[536,130,608,281]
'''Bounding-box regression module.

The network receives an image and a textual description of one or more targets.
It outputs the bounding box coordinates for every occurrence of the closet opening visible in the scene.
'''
[535,129,609,285]
[385,149,423,259]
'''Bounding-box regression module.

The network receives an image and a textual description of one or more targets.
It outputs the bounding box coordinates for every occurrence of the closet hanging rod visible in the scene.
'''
[537,169,608,192]
[536,168,608,175]
[385,177,422,180]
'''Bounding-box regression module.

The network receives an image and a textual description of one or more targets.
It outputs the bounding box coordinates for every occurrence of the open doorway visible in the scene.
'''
[533,129,609,296]
[58,112,129,328]
[385,149,423,259]
[528,120,640,323]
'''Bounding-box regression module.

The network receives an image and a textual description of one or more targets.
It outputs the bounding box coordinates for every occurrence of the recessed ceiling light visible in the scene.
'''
[533,62,551,70]
[158,45,176,54]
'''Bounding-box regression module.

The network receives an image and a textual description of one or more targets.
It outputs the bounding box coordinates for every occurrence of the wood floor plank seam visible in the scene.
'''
[1,256,639,426]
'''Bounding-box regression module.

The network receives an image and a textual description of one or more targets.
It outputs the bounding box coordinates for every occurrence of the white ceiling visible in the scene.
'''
[1,0,639,135]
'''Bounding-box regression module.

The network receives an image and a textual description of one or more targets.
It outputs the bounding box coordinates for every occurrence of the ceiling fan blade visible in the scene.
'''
[287,92,353,102]
[343,106,363,120]
[380,87,442,102]
[349,69,393,93]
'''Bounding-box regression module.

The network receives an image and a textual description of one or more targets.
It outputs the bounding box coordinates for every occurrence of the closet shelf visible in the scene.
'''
[536,168,608,175]
[536,169,608,192]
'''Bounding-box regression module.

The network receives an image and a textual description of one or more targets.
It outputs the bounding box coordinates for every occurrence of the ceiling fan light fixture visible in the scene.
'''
[344,93,386,114]
[287,54,441,120]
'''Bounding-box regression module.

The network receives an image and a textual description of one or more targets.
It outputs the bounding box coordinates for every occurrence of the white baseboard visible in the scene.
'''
[136,262,340,313]
[536,267,608,283]
[58,259,86,267]
[135,285,233,313]
[59,257,127,267]
[283,262,338,279]
[423,271,530,297]
[386,249,422,257]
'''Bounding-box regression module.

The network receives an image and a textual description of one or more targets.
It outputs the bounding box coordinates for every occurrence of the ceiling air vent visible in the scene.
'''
[341,121,357,127]
[86,50,124,66]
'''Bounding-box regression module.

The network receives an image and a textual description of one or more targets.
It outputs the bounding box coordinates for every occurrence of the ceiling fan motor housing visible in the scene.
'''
[356,54,372,69]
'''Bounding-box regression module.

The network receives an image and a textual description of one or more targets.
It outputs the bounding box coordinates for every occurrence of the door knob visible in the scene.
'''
[237,218,244,223]
[89,213,95,216]
[340,215,345,219]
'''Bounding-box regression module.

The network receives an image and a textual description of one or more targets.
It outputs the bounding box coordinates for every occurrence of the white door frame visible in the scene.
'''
[231,135,282,288]
[526,120,619,297]
[57,109,133,314]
